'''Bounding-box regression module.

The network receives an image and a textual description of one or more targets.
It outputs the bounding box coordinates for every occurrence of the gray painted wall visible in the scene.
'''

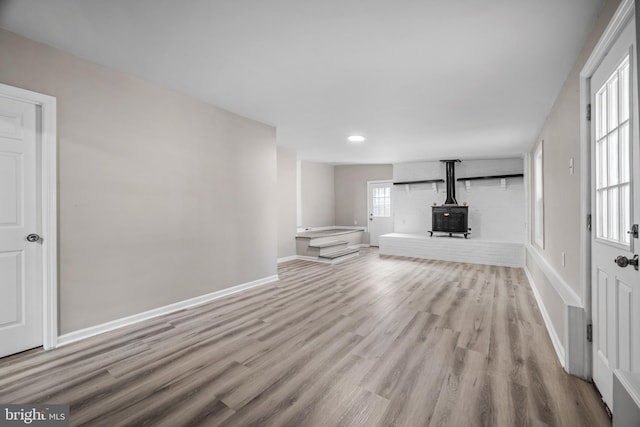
[277,146,297,259]
[0,29,277,334]
[523,0,620,371]
[300,161,335,227]
[529,0,621,295]
[334,164,393,227]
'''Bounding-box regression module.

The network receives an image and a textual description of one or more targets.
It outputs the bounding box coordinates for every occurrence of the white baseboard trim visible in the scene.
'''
[613,369,640,423]
[526,244,581,305]
[524,245,589,378]
[277,255,298,263]
[524,266,566,368]
[57,274,279,347]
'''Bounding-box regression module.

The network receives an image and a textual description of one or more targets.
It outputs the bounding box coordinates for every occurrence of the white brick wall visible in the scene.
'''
[379,233,524,267]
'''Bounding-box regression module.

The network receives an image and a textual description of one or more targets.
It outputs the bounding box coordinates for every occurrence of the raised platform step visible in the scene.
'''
[296,228,363,239]
[296,229,364,258]
[379,233,524,267]
[309,240,349,249]
[319,248,360,260]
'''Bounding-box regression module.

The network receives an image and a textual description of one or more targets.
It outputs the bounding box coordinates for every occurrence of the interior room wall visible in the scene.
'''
[277,146,297,259]
[522,0,620,373]
[0,29,278,335]
[528,0,620,296]
[393,158,526,243]
[334,164,393,242]
[300,160,335,227]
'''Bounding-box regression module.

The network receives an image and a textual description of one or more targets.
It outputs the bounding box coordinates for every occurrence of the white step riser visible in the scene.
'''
[302,244,350,257]
[304,231,363,247]
[318,244,348,256]
[319,248,360,260]
[296,231,363,258]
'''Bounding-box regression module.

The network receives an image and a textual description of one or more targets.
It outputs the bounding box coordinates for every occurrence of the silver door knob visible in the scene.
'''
[26,234,40,242]
[614,255,639,271]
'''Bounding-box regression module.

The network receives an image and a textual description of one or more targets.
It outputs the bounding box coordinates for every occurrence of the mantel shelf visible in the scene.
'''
[456,173,524,182]
[393,179,444,185]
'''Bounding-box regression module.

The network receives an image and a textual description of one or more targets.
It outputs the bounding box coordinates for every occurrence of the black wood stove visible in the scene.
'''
[429,159,470,238]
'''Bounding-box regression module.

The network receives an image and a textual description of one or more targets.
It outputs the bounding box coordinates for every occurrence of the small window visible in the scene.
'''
[372,186,391,217]
[534,141,544,248]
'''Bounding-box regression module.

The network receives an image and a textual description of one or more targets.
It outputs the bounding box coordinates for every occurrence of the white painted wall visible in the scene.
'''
[521,0,620,378]
[277,146,297,259]
[0,28,278,335]
[528,0,621,296]
[300,161,335,227]
[334,164,393,243]
[393,158,526,243]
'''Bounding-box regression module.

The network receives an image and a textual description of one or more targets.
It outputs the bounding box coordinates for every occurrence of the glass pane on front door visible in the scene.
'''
[595,55,632,245]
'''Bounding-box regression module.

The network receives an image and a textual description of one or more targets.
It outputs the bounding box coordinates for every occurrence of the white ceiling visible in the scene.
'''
[0,0,603,164]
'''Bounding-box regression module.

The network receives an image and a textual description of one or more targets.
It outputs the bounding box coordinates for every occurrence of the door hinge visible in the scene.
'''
[587,103,592,121]
[587,324,593,343]
[587,214,592,231]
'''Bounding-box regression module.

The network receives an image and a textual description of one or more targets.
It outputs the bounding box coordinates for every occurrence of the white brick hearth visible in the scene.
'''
[379,233,524,267]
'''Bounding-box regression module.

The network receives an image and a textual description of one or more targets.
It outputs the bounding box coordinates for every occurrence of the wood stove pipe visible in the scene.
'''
[441,159,461,205]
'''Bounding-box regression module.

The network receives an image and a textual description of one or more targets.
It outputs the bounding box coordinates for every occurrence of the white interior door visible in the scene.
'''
[0,94,43,358]
[368,181,394,246]
[590,15,640,410]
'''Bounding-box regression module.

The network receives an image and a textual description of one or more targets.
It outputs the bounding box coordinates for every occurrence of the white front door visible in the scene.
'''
[0,94,43,358]
[590,15,640,409]
[368,181,394,246]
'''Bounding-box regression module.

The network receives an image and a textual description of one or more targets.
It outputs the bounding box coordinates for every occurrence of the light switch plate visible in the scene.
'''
[569,157,574,175]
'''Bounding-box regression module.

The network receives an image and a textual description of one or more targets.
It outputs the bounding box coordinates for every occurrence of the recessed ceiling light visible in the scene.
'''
[348,135,366,142]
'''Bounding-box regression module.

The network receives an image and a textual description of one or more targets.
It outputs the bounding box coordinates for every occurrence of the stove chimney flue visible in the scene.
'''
[441,159,461,205]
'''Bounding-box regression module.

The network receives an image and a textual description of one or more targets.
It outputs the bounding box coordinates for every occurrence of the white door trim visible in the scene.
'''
[0,83,58,350]
[579,0,635,379]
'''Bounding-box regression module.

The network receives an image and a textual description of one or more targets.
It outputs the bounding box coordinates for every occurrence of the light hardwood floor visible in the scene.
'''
[0,248,611,426]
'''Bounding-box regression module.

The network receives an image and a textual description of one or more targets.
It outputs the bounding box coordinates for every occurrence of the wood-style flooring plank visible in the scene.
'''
[0,248,611,426]
[430,347,490,426]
